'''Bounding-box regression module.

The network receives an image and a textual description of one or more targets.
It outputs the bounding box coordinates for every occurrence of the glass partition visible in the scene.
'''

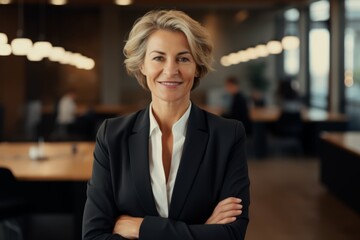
[345,0,360,130]
[309,0,330,109]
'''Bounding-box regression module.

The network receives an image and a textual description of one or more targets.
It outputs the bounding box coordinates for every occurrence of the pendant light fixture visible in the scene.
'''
[0,32,8,44]
[281,35,300,50]
[115,0,133,6]
[266,40,283,54]
[11,0,33,56]
[0,27,11,57]
[28,1,52,61]
[50,0,67,5]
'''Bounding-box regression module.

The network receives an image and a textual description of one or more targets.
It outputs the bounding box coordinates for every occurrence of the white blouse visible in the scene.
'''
[148,103,191,218]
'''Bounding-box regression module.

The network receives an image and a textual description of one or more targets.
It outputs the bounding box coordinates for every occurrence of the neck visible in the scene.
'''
[151,99,190,130]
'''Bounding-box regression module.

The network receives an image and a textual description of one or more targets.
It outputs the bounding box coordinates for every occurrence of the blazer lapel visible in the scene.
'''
[129,107,158,216]
[169,105,209,219]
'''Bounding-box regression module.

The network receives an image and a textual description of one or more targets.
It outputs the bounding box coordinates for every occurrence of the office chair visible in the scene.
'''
[0,167,27,240]
[270,111,303,156]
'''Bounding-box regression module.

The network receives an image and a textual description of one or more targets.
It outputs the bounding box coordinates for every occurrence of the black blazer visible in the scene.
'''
[83,104,250,240]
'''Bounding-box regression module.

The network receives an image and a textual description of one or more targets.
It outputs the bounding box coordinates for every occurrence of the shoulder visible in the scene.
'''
[194,105,246,140]
[96,108,147,142]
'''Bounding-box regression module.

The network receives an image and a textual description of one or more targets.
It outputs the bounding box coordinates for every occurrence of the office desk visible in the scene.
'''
[320,132,360,214]
[0,142,94,181]
[0,141,95,239]
[249,106,347,122]
[249,107,348,158]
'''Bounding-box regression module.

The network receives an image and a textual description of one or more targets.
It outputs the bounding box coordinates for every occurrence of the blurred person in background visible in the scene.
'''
[277,77,302,113]
[55,89,77,138]
[222,76,252,136]
[83,9,250,240]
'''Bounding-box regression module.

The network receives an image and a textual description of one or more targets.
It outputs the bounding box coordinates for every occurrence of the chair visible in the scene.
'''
[0,167,27,240]
[269,111,303,156]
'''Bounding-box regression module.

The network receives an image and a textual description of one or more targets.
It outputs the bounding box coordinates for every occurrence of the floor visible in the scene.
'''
[246,157,360,240]
[3,157,360,240]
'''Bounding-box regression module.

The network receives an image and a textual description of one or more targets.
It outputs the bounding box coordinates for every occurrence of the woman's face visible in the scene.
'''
[141,30,197,105]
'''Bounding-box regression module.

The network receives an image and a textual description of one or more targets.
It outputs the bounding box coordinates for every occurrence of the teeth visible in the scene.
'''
[161,82,180,86]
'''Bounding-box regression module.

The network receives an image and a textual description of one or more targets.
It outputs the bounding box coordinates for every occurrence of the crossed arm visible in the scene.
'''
[113,197,243,239]
[83,120,249,240]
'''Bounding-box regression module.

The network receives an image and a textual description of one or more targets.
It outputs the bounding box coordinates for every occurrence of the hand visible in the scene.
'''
[113,215,143,239]
[205,197,243,224]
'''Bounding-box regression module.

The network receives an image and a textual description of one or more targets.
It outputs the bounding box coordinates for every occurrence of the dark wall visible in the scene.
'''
[0,4,101,138]
[0,4,279,138]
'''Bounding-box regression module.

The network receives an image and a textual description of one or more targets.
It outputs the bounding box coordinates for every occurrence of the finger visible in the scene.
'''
[216,202,243,212]
[218,209,242,220]
[213,202,243,216]
[217,217,237,224]
[210,209,242,224]
[217,197,242,207]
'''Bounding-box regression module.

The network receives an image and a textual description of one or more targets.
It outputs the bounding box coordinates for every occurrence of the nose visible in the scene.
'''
[163,59,179,76]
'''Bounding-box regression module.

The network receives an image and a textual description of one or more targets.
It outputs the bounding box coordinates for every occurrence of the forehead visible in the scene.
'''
[146,29,191,53]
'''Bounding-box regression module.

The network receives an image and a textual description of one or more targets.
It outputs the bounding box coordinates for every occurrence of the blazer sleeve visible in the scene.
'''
[82,120,125,240]
[139,121,250,240]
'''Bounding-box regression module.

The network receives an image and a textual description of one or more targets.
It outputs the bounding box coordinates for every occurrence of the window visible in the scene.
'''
[345,0,360,129]
[309,0,330,109]
[283,8,300,76]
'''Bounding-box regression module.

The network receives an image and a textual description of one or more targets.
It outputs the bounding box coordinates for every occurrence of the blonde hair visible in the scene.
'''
[124,10,213,90]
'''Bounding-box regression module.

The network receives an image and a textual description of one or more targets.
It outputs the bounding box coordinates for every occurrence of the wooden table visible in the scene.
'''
[249,107,348,158]
[250,106,347,122]
[0,141,95,239]
[320,132,360,156]
[320,132,360,214]
[0,142,95,181]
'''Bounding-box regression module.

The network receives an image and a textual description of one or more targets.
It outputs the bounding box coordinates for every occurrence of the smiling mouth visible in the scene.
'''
[159,81,182,86]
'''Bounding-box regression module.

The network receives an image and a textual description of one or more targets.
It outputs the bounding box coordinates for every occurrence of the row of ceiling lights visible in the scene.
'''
[0,0,133,6]
[221,35,300,67]
[0,32,95,70]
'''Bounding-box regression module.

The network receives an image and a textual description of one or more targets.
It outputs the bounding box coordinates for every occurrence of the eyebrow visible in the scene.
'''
[149,50,192,56]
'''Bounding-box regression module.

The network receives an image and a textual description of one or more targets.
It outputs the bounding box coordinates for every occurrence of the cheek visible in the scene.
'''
[143,62,162,77]
[184,67,197,80]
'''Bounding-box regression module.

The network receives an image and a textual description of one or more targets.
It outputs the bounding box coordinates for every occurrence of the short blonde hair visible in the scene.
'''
[124,10,213,90]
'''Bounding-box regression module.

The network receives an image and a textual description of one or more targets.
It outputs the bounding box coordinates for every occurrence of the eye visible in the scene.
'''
[153,56,164,61]
[177,57,190,63]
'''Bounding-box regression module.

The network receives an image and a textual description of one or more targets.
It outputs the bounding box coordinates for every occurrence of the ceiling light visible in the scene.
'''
[266,40,282,54]
[32,41,53,58]
[245,47,258,60]
[27,48,44,61]
[50,0,67,5]
[255,44,269,57]
[0,0,12,4]
[11,38,33,55]
[0,32,8,44]
[238,50,249,62]
[220,56,231,67]
[12,0,33,55]
[115,0,133,6]
[48,46,65,62]
[281,36,300,50]
[0,44,11,56]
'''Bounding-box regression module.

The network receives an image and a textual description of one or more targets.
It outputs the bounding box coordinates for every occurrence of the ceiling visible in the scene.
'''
[14,0,311,9]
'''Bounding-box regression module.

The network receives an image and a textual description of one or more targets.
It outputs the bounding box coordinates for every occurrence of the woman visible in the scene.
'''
[83,10,250,240]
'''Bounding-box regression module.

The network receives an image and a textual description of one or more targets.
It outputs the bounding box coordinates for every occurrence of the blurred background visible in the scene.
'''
[0,0,360,239]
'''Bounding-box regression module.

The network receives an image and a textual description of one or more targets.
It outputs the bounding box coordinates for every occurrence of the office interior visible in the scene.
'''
[0,0,360,239]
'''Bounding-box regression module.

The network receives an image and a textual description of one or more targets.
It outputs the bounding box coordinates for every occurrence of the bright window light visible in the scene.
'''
[310,0,330,22]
